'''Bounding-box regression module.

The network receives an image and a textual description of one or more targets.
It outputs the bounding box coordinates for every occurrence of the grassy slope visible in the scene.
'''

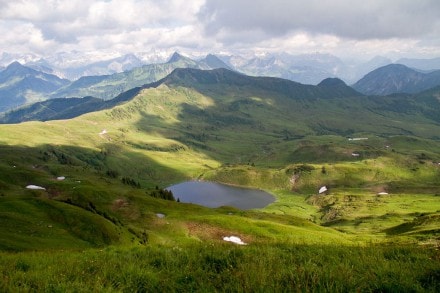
[0,78,440,290]
[1,244,439,292]
[1,82,439,242]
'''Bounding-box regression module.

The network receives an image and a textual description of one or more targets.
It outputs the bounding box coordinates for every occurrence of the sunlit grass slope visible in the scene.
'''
[0,69,439,244]
[0,68,440,291]
[1,243,439,292]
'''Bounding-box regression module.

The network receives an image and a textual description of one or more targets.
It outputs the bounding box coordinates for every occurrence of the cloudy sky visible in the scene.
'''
[1,0,439,60]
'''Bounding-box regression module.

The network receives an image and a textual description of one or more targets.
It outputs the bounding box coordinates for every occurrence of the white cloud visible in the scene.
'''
[0,0,439,60]
[198,0,440,41]
[196,0,440,59]
[0,21,56,54]
[0,0,89,22]
[0,0,204,43]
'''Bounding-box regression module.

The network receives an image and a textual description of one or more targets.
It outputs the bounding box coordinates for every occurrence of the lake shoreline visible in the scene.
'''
[166,180,275,210]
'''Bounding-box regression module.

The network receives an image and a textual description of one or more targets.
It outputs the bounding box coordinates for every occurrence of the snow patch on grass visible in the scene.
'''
[223,236,247,245]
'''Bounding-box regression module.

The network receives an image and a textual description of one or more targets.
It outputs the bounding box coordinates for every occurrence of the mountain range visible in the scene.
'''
[0,68,356,123]
[0,62,69,112]
[4,50,439,84]
[26,53,145,80]
[219,53,346,85]
[2,67,440,142]
[49,52,231,101]
[2,51,440,115]
[0,51,146,80]
[0,53,231,113]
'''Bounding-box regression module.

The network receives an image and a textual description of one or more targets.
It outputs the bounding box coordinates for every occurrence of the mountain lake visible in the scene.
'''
[166,181,275,209]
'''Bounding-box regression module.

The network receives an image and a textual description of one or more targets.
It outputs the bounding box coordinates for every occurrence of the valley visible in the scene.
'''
[0,68,439,291]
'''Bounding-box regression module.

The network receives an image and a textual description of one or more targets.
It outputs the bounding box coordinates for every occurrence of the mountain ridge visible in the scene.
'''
[353,64,440,95]
[152,67,361,98]
[49,52,231,102]
[0,52,236,113]
[0,68,362,123]
[396,57,440,71]
[4,60,440,122]
[0,62,70,112]
[6,67,440,133]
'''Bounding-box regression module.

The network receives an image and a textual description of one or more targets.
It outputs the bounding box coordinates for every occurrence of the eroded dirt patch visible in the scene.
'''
[185,222,252,244]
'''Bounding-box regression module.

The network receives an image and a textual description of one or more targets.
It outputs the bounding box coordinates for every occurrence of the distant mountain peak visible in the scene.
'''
[317,77,361,97]
[204,54,221,62]
[0,61,70,112]
[318,77,347,87]
[7,61,23,68]
[202,54,232,70]
[352,63,440,95]
[167,52,186,63]
[382,63,414,71]
[5,61,29,72]
[3,61,37,76]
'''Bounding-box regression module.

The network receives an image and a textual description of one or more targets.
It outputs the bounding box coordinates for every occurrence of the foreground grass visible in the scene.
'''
[1,243,439,292]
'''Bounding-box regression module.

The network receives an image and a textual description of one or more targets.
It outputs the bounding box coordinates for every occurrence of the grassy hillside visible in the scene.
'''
[1,243,439,292]
[0,68,439,242]
[0,68,440,291]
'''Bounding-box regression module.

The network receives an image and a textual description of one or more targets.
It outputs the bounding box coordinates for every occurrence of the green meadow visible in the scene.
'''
[0,78,440,291]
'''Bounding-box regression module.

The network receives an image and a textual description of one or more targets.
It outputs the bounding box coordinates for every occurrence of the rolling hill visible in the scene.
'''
[1,67,439,196]
[352,64,440,95]
[121,67,440,142]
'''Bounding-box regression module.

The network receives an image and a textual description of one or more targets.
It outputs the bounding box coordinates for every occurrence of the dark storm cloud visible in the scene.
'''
[198,0,440,42]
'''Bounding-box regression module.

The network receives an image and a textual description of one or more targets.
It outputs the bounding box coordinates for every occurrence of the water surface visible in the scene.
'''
[166,181,275,210]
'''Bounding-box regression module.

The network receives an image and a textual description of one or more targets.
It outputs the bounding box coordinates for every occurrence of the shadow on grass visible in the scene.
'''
[132,71,440,166]
[0,143,189,250]
[0,142,187,187]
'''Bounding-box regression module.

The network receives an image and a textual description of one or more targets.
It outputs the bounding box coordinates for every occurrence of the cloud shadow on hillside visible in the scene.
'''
[0,142,188,188]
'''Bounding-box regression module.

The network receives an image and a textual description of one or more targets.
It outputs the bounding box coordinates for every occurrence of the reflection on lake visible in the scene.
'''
[166,181,275,210]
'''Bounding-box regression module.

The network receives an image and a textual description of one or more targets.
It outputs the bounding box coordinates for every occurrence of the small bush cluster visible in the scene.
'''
[286,164,315,175]
[62,199,122,226]
[147,186,175,201]
[106,170,119,178]
[127,228,149,245]
[121,177,141,188]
